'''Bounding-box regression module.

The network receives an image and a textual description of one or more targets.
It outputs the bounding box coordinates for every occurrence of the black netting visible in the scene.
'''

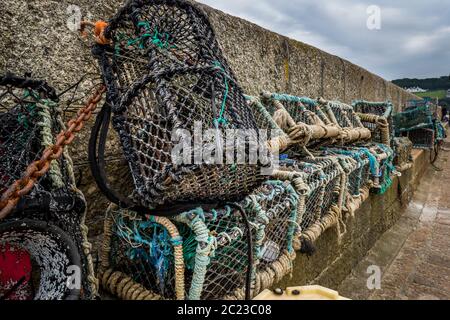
[92,0,269,211]
[406,128,435,149]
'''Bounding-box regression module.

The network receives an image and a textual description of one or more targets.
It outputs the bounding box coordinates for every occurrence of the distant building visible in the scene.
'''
[406,87,427,93]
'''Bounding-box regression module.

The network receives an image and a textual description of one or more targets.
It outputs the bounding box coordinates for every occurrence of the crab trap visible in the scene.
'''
[273,155,347,252]
[0,74,97,299]
[99,180,299,300]
[90,0,270,213]
[352,100,394,146]
[258,93,373,149]
[393,137,413,171]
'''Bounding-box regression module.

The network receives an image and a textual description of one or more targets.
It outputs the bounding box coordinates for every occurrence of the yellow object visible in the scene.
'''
[253,285,350,300]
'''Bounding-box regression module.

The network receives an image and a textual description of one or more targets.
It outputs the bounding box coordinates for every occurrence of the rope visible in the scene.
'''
[212,61,230,127]
[80,20,110,45]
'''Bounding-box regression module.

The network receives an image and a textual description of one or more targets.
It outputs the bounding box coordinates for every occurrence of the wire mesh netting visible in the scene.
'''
[92,0,270,211]
[0,74,96,299]
[100,180,299,300]
[352,100,394,146]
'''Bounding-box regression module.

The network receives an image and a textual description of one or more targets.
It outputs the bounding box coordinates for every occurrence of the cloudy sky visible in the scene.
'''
[197,0,450,80]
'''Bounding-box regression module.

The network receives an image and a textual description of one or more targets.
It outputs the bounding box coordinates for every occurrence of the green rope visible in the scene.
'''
[17,89,39,129]
[212,61,229,127]
[127,22,177,50]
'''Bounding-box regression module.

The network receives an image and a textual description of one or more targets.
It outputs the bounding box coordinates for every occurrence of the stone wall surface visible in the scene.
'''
[0,0,423,294]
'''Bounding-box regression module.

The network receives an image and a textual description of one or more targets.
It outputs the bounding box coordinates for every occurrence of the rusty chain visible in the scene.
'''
[0,85,106,220]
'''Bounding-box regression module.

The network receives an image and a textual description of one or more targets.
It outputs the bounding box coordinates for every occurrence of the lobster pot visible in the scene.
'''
[258,93,342,149]
[394,106,434,135]
[94,1,270,210]
[0,220,81,300]
[100,207,187,300]
[318,100,371,144]
[107,66,268,210]
[368,144,395,195]
[320,100,365,129]
[246,96,285,140]
[324,148,372,197]
[0,75,96,299]
[100,180,299,300]
[352,100,394,146]
[100,0,231,87]
[406,128,435,149]
[265,93,333,126]
[393,137,413,170]
[279,156,345,233]
[0,75,58,196]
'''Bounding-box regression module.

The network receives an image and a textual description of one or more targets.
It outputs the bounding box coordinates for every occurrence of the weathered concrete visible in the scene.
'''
[337,143,450,300]
[277,149,430,291]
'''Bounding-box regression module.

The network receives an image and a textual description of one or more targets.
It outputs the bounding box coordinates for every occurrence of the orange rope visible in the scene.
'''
[80,20,110,45]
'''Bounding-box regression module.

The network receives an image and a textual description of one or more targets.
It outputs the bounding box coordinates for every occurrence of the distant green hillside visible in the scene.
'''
[392,76,450,91]
[415,90,447,99]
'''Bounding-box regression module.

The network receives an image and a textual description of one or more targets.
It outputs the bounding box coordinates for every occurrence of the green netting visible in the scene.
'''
[394,106,434,134]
